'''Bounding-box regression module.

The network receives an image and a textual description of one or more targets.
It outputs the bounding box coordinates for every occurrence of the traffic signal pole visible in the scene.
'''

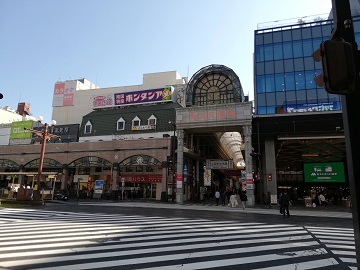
[331,0,360,265]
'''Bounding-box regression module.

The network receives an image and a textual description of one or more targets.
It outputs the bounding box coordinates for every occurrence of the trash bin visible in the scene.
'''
[305,197,312,207]
[342,199,351,208]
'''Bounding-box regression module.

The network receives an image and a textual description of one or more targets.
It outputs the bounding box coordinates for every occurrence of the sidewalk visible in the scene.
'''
[57,199,353,219]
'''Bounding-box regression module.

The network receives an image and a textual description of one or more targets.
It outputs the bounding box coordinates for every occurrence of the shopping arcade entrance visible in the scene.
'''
[174,102,254,205]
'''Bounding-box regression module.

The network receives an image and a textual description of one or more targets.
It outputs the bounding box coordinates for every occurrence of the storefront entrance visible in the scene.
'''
[122,183,157,199]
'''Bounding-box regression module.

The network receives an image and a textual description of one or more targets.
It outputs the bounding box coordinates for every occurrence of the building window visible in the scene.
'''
[117,117,125,131]
[193,73,234,106]
[148,115,157,126]
[132,116,140,127]
[84,121,92,134]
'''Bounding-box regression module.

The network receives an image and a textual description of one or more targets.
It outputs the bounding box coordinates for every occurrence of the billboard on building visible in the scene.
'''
[91,87,174,109]
[303,162,346,183]
[276,102,342,114]
[10,121,33,139]
[114,87,173,107]
[92,94,114,108]
[9,120,33,145]
[31,124,79,143]
[52,81,76,107]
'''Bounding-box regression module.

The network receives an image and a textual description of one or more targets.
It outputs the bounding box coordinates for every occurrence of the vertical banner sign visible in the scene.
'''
[52,81,76,107]
[246,173,254,190]
[204,167,212,186]
[176,174,183,188]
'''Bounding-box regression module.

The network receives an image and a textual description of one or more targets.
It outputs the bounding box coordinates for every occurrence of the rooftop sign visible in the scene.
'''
[92,87,174,109]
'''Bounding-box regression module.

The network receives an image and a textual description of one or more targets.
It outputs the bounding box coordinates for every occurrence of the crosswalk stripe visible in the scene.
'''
[29,247,329,270]
[0,208,356,270]
[249,258,339,270]
[0,231,310,259]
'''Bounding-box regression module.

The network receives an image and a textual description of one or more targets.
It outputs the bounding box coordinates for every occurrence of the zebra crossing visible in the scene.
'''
[0,208,356,270]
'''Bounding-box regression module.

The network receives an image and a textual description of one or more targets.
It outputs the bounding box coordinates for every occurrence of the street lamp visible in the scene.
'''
[25,121,59,189]
[168,120,176,202]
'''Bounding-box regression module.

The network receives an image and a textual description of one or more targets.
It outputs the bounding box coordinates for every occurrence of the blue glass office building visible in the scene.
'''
[251,11,360,202]
[253,16,360,115]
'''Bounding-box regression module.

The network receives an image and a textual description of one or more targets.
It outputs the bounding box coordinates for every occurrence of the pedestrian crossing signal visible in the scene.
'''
[312,40,357,94]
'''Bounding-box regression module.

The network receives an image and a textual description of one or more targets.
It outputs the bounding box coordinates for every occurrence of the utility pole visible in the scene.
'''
[323,0,360,265]
[25,123,59,190]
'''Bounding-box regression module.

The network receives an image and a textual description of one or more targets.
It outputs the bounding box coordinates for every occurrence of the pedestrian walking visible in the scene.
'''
[319,193,327,208]
[280,191,290,217]
[240,190,247,210]
[229,193,238,209]
[215,190,220,205]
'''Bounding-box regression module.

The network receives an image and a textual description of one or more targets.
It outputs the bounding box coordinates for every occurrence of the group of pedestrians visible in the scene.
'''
[214,189,248,210]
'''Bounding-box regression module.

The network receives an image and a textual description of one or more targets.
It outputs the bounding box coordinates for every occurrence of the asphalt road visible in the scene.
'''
[43,201,355,229]
[0,202,357,269]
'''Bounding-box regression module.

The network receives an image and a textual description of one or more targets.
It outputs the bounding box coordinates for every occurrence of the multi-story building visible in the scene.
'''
[0,66,253,204]
[252,7,360,202]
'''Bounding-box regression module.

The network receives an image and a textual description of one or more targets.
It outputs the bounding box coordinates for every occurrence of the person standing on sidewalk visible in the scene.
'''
[280,191,290,217]
[215,190,220,205]
[229,192,238,209]
[240,190,247,210]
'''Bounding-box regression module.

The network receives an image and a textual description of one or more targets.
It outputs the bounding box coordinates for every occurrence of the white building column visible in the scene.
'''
[176,129,184,204]
[244,124,255,207]
[264,139,277,204]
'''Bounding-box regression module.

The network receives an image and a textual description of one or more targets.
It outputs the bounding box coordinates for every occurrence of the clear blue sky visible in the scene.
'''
[0,0,332,123]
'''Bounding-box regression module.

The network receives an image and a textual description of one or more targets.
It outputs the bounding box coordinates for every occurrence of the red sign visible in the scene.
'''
[121,174,162,183]
[246,179,253,185]
[189,108,237,122]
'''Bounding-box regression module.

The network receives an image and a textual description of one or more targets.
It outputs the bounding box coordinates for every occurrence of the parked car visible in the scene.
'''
[53,190,69,201]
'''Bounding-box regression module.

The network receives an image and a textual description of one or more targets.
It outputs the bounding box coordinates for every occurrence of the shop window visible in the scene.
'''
[125,166,133,172]
[117,117,125,130]
[84,121,92,134]
[78,167,90,175]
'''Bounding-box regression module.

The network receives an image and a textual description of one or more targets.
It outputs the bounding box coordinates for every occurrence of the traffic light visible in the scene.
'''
[267,173,272,181]
[312,40,357,95]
